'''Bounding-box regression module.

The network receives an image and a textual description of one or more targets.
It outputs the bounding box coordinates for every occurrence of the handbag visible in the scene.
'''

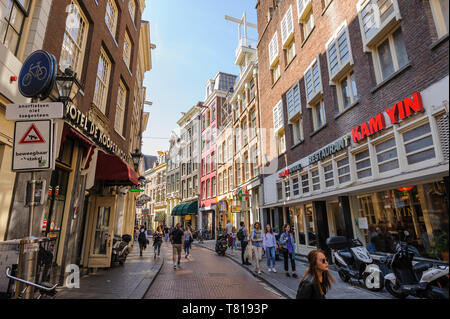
[244,241,253,261]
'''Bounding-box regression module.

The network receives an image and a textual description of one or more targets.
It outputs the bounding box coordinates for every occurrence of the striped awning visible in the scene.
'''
[171,201,198,216]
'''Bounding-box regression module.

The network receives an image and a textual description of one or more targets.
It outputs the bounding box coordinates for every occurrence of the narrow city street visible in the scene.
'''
[144,241,284,299]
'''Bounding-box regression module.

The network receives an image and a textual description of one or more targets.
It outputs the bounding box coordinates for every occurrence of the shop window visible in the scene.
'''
[323,162,334,188]
[301,173,309,194]
[305,205,318,247]
[372,27,409,83]
[355,148,372,179]
[292,175,300,196]
[337,156,351,183]
[429,0,449,39]
[402,122,435,166]
[295,207,307,245]
[277,182,283,201]
[93,207,110,255]
[356,182,449,261]
[311,169,320,191]
[284,179,291,200]
[57,138,74,167]
[375,136,399,173]
[0,0,30,56]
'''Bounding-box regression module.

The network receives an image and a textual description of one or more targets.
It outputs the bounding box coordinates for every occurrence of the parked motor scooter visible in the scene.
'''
[382,231,449,299]
[326,236,384,291]
[215,233,228,256]
[111,234,132,266]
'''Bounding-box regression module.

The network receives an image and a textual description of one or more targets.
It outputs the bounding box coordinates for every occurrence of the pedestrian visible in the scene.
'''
[170,223,184,269]
[230,226,237,254]
[296,249,336,299]
[263,224,277,273]
[184,227,193,258]
[153,226,163,258]
[250,222,263,275]
[237,222,251,265]
[137,226,147,257]
[164,226,169,243]
[279,224,298,278]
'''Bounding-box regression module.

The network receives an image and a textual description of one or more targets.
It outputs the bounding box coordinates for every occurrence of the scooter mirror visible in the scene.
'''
[404,230,410,237]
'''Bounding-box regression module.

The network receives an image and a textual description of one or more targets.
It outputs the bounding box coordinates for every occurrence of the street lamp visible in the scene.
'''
[55,67,81,104]
[131,148,143,172]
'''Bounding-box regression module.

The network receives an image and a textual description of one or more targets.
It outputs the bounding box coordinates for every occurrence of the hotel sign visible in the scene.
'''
[65,104,130,161]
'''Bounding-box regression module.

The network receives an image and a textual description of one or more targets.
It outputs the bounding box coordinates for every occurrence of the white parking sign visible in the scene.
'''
[12,120,53,171]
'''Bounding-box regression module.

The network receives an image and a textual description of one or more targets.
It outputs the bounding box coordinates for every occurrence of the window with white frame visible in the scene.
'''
[250,110,257,138]
[292,117,304,145]
[286,82,302,120]
[326,23,353,82]
[115,81,127,135]
[128,0,136,23]
[301,172,310,194]
[277,130,286,155]
[284,178,291,199]
[312,100,326,131]
[224,170,228,192]
[311,168,320,191]
[337,155,351,183]
[292,175,300,196]
[242,119,248,146]
[218,173,222,195]
[93,49,111,113]
[375,135,399,173]
[228,167,233,190]
[105,0,118,37]
[285,40,296,65]
[273,100,284,132]
[243,152,249,181]
[373,27,409,83]
[272,63,281,84]
[355,148,372,179]
[323,162,334,187]
[212,177,216,197]
[357,0,401,49]
[305,59,323,104]
[251,145,259,178]
[236,160,241,185]
[429,0,449,39]
[337,71,358,111]
[402,122,436,166]
[123,32,132,69]
[206,179,210,198]
[60,1,89,78]
[277,181,283,201]
[298,0,314,42]
[281,5,296,65]
[269,32,279,68]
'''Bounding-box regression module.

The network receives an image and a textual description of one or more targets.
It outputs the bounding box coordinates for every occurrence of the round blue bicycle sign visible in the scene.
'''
[18,50,56,98]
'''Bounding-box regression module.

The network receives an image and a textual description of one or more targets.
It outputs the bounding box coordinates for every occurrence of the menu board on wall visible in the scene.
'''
[358,217,369,230]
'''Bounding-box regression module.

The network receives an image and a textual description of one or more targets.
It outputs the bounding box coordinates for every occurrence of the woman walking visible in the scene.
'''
[296,249,336,299]
[250,222,263,275]
[262,224,277,273]
[153,226,163,258]
[184,227,193,258]
[279,224,298,278]
[137,226,148,257]
[230,226,238,255]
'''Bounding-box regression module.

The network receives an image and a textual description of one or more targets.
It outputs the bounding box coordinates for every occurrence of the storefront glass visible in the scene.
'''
[293,204,318,247]
[93,207,111,255]
[329,201,346,237]
[355,181,449,261]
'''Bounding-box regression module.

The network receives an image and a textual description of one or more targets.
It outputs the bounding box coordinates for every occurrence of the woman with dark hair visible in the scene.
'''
[279,224,298,278]
[250,222,263,275]
[296,249,336,299]
[153,226,163,258]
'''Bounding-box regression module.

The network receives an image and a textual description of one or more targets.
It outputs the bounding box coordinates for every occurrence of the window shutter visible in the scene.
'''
[269,32,279,66]
[287,83,301,120]
[273,100,284,133]
[326,25,352,80]
[281,6,294,46]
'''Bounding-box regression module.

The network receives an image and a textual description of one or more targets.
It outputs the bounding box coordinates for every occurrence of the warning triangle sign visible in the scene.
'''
[19,123,46,144]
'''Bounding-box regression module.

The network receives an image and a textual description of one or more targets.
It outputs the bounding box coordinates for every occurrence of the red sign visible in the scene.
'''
[19,123,46,144]
[279,169,290,178]
[50,220,55,231]
[42,219,47,231]
[352,92,424,143]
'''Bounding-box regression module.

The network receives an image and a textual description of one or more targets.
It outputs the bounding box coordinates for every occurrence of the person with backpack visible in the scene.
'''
[279,224,298,278]
[138,226,147,257]
[263,224,277,273]
[170,223,185,269]
[238,222,251,266]
[153,226,163,258]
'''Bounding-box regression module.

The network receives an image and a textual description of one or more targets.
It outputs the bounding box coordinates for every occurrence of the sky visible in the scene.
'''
[141,0,258,156]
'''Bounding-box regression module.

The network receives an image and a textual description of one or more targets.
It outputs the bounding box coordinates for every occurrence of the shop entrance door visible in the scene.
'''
[88,196,116,268]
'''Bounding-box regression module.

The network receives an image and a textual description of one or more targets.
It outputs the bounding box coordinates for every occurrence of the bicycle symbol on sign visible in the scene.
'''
[21,61,48,87]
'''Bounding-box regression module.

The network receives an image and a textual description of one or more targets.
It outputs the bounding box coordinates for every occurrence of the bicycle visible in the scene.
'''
[6,267,58,299]
[21,61,48,87]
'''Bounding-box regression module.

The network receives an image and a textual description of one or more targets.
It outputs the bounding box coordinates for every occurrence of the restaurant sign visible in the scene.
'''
[308,136,351,165]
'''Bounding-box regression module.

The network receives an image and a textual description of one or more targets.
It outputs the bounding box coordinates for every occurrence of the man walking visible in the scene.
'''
[238,222,251,265]
[170,223,184,269]
[164,226,169,243]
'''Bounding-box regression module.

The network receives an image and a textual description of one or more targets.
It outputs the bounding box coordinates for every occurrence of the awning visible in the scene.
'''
[154,211,166,222]
[61,124,96,169]
[95,151,139,186]
[171,201,198,216]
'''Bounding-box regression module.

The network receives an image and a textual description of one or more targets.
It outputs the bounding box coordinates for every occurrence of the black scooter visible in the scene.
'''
[111,234,132,266]
[382,231,449,299]
[215,234,228,256]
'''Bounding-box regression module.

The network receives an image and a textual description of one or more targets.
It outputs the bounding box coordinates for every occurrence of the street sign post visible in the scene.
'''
[12,120,53,172]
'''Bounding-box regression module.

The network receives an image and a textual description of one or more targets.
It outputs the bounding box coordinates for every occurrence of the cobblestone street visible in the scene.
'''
[144,241,284,299]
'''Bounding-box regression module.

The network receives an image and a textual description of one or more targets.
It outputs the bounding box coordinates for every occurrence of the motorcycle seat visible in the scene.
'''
[338,251,353,260]
[413,262,433,273]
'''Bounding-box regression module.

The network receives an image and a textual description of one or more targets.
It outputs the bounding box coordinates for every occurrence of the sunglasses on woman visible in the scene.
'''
[320,258,328,264]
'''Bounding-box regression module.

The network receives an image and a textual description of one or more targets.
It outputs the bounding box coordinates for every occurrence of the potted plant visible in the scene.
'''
[427,232,449,261]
